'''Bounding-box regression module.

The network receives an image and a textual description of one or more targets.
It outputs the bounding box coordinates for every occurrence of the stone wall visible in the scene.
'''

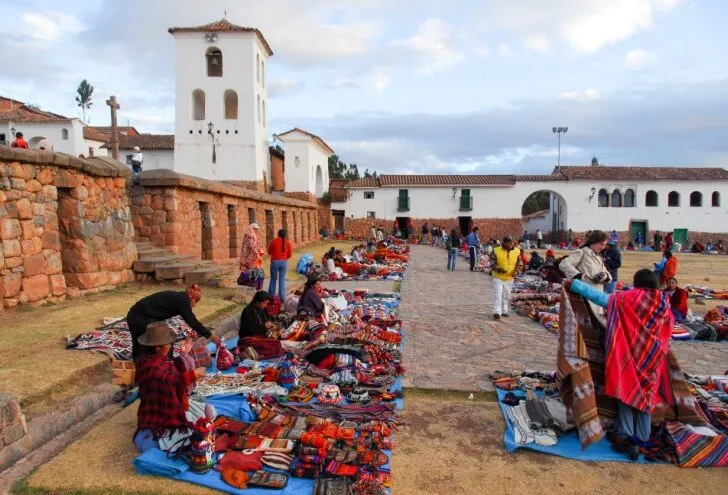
[0,147,135,310]
[317,199,333,233]
[0,394,27,450]
[133,170,319,261]
[343,217,524,242]
[284,191,317,203]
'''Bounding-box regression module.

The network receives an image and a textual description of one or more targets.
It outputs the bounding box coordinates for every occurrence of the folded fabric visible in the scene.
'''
[314,476,353,495]
[217,450,263,472]
[261,452,294,470]
[258,437,295,453]
[133,448,190,476]
[248,470,289,489]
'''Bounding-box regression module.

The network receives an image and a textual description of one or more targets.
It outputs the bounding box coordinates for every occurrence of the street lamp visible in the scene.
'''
[552,126,568,167]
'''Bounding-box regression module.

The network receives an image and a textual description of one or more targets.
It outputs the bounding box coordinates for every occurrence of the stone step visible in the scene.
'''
[133,255,194,273]
[134,241,156,250]
[155,263,204,280]
[137,248,171,260]
[184,266,225,285]
[207,265,241,288]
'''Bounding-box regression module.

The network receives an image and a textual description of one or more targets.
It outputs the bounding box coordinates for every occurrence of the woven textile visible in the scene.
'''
[605,289,673,413]
[665,421,728,467]
[67,316,197,361]
[557,287,617,448]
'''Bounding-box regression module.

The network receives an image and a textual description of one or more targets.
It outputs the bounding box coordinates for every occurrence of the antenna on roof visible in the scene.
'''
[224,10,227,18]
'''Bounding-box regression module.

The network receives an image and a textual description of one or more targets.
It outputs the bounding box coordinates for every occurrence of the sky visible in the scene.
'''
[1,0,727,175]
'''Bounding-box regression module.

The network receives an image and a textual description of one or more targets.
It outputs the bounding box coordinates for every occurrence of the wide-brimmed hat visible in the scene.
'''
[138,321,181,347]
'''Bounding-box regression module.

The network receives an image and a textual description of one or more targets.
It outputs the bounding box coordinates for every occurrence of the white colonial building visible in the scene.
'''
[0,97,87,156]
[335,166,728,243]
[276,128,332,198]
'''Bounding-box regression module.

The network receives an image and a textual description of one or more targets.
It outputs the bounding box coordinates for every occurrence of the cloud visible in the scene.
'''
[559,89,602,102]
[368,68,391,92]
[482,0,683,54]
[391,19,465,75]
[21,12,83,41]
[296,78,728,175]
[624,49,659,69]
[327,78,362,90]
[497,43,513,57]
[524,36,550,52]
[268,78,305,98]
[474,46,489,58]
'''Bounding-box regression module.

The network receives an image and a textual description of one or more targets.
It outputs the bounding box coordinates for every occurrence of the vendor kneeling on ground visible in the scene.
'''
[133,322,210,453]
[239,290,277,338]
[127,284,221,361]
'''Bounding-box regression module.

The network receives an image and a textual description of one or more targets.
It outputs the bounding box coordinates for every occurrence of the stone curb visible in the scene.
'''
[0,383,121,472]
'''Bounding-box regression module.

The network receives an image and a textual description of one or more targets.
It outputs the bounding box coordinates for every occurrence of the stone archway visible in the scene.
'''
[521,189,568,244]
[315,165,324,197]
[28,136,50,149]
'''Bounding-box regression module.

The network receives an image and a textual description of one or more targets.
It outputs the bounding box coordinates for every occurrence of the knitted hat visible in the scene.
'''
[278,361,298,390]
[221,469,249,489]
[546,249,555,257]
[317,384,343,405]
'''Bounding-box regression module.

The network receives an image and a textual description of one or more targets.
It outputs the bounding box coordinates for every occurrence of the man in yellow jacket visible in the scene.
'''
[490,236,522,320]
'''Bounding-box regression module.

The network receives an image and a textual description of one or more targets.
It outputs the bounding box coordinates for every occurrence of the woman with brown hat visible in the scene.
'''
[126,284,221,361]
[133,321,208,453]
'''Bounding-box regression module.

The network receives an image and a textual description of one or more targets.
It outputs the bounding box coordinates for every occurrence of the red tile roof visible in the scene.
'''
[553,165,728,181]
[0,96,71,123]
[514,174,566,182]
[83,126,110,142]
[382,175,515,186]
[328,179,350,202]
[101,134,174,151]
[344,177,380,188]
[87,126,139,137]
[276,128,335,155]
[168,18,273,56]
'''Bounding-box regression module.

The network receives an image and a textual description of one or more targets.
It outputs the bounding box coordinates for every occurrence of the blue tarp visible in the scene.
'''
[496,388,650,463]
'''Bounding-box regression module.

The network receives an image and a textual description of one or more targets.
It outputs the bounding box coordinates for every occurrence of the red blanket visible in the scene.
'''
[605,289,674,413]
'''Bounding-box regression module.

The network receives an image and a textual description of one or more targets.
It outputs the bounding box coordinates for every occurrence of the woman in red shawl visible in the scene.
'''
[239,223,266,290]
[567,269,674,460]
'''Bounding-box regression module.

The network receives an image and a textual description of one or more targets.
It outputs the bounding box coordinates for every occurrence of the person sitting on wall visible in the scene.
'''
[10,131,29,149]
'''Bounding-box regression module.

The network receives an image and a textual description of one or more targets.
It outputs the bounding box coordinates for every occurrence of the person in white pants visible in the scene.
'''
[490,236,522,320]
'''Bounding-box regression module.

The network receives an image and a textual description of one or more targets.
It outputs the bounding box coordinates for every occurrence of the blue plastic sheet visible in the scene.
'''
[496,389,649,463]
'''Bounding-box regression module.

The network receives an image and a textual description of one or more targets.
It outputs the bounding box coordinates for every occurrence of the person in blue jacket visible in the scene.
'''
[464,227,482,272]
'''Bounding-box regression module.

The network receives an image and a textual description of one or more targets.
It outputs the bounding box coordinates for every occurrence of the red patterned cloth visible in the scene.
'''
[136,354,189,439]
[605,288,674,413]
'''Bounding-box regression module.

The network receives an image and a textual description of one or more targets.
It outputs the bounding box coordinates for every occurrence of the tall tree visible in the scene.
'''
[75,80,94,123]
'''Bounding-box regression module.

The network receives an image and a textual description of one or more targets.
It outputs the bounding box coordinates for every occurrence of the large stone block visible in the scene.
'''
[10,178,25,190]
[36,168,53,185]
[22,274,49,302]
[2,240,21,257]
[41,229,61,251]
[5,257,22,269]
[41,184,57,200]
[54,169,82,188]
[23,254,45,277]
[49,274,66,296]
[1,274,21,298]
[19,220,34,240]
[26,179,41,193]
[64,271,106,289]
[44,252,63,275]
[44,212,58,231]
[16,198,33,219]
[0,219,21,240]
[32,202,44,216]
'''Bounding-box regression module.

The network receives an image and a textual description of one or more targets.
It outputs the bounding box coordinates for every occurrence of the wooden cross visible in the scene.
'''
[106,95,120,160]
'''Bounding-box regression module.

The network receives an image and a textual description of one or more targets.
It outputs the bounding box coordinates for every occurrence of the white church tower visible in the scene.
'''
[168,19,272,184]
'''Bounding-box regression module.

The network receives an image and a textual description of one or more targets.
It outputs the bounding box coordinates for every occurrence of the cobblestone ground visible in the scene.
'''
[400,245,728,391]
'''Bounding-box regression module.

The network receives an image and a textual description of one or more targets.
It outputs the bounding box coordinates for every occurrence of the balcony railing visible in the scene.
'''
[397,197,410,212]
[459,196,473,211]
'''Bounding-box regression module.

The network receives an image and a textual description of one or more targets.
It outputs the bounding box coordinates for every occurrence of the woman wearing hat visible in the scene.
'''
[126,284,220,361]
[133,321,208,453]
[239,223,266,289]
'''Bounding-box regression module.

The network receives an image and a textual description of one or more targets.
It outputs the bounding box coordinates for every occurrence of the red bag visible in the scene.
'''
[215,341,235,371]
[190,338,212,368]
[266,296,282,317]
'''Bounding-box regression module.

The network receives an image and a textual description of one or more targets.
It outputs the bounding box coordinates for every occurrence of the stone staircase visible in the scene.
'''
[133,240,239,286]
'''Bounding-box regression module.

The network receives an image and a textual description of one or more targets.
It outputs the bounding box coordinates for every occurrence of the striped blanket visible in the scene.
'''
[557,287,706,449]
[666,421,728,467]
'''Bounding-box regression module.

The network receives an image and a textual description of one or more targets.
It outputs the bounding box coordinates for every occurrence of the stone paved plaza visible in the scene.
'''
[399,245,728,391]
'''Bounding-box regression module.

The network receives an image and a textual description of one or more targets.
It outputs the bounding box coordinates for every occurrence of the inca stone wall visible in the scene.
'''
[0,147,136,310]
[132,170,319,261]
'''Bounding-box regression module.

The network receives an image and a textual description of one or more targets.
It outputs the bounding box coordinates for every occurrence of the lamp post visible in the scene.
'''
[552,126,568,167]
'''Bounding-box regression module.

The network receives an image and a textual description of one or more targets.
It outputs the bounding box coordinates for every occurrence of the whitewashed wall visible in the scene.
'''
[3,120,85,156]
[342,179,728,233]
[84,139,109,157]
[281,132,330,196]
[118,149,174,171]
[172,32,269,181]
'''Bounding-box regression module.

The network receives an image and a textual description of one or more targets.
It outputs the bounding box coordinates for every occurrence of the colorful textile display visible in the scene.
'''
[665,421,728,467]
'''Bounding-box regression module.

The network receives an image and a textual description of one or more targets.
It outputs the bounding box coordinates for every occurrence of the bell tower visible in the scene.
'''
[168,19,273,183]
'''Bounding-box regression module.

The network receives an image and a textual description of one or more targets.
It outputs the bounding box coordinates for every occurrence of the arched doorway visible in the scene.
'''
[28,136,49,149]
[521,190,568,244]
[315,165,324,197]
